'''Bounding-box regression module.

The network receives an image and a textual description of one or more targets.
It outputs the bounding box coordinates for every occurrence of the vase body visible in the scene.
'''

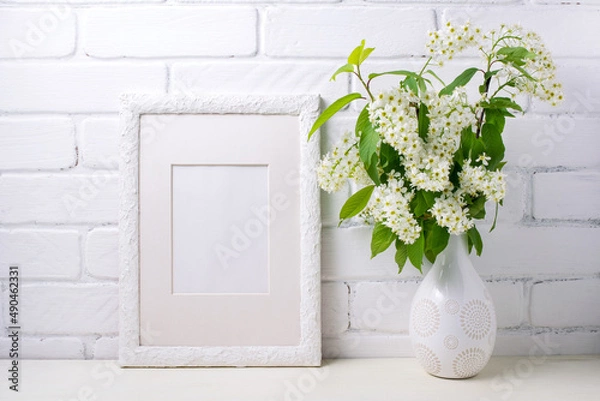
[409,234,496,378]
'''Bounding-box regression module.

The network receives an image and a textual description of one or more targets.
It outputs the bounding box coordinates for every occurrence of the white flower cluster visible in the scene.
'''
[426,21,482,65]
[369,87,476,192]
[317,131,371,192]
[364,175,422,244]
[459,158,506,203]
[490,24,563,106]
[430,193,474,235]
[429,157,506,234]
[316,21,561,244]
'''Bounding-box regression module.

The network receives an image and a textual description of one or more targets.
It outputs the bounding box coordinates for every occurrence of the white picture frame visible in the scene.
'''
[119,94,322,367]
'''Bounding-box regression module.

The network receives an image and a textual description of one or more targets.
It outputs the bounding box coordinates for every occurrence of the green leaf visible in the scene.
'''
[365,153,381,185]
[407,232,424,272]
[490,202,499,232]
[308,93,363,140]
[411,190,435,217]
[497,46,535,59]
[508,63,535,81]
[371,222,396,258]
[500,109,516,118]
[497,46,536,67]
[356,106,379,168]
[481,123,505,170]
[424,223,450,264]
[368,70,417,81]
[461,129,484,161]
[417,76,427,93]
[339,185,375,220]
[425,69,446,86]
[468,196,487,220]
[484,108,506,132]
[348,40,365,65]
[472,139,486,161]
[467,226,483,256]
[330,63,355,82]
[484,70,500,80]
[360,47,375,64]
[379,142,400,173]
[454,143,465,167]
[439,67,479,96]
[418,103,430,140]
[395,240,408,274]
[461,129,474,160]
[481,97,523,112]
[403,76,419,95]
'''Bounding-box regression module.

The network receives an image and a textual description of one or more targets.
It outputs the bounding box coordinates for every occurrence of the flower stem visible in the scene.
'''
[418,57,433,79]
[355,65,374,102]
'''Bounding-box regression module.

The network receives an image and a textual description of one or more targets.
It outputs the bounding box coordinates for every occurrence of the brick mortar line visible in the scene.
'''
[326,325,600,337]
[321,275,600,284]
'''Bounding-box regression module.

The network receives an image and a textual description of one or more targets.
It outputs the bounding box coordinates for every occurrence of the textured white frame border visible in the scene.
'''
[119,94,321,367]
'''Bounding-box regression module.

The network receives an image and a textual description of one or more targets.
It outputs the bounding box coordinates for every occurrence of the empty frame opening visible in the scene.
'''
[171,165,270,294]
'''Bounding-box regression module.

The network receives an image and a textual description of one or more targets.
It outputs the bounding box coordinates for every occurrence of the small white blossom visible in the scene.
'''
[430,193,474,234]
[459,160,506,203]
[363,175,422,244]
[476,152,491,166]
[485,24,564,106]
[317,131,371,193]
[368,86,476,193]
[426,21,483,65]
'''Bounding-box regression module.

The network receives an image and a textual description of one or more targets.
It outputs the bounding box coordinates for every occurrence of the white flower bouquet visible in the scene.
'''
[308,22,563,272]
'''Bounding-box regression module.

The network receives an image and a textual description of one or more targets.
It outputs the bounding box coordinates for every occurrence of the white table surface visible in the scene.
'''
[1,356,599,400]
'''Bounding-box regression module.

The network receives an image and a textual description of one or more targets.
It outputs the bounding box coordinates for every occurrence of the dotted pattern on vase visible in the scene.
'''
[460,299,492,340]
[444,299,460,315]
[411,299,441,337]
[414,343,441,375]
[452,347,488,378]
[444,335,459,350]
[410,295,496,378]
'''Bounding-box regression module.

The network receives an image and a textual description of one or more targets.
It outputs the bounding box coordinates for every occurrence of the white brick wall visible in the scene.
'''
[503,117,600,168]
[0,8,76,59]
[85,227,118,280]
[264,7,435,57]
[3,284,118,335]
[82,7,257,58]
[171,61,348,105]
[0,337,84,359]
[0,0,598,360]
[0,229,80,279]
[533,172,600,220]
[351,282,417,332]
[80,118,119,170]
[0,174,119,223]
[92,336,118,360]
[0,118,76,170]
[0,63,166,112]
[321,282,350,337]
[530,279,600,327]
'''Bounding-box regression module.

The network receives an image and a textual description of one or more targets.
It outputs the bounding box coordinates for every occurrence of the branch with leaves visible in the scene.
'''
[309,22,563,273]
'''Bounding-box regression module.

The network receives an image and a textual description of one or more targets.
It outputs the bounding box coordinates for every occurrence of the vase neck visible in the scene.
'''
[445,233,468,257]
[434,233,469,269]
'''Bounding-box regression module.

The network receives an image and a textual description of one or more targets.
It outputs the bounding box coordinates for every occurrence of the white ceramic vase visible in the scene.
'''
[409,233,496,378]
